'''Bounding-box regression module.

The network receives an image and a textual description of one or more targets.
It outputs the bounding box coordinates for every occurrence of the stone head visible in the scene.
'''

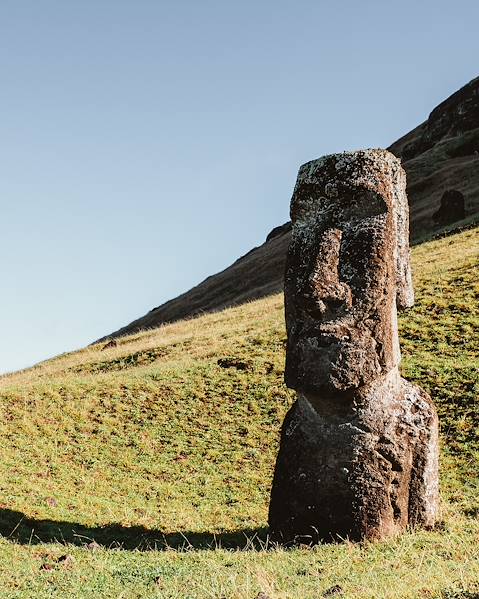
[284,149,414,395]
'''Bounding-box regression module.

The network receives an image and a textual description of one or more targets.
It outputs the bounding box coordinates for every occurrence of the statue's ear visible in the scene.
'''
[395,168,414,310]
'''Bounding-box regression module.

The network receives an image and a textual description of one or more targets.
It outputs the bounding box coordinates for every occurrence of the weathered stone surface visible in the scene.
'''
[269,149,439,543]
[284,150,413,395]
[401,76,479,159]
[270,370,438,542]
[433,189,466,226]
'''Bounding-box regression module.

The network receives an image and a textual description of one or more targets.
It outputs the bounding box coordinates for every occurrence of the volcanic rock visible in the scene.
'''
[433,189,466,226]
[268,149,439,543]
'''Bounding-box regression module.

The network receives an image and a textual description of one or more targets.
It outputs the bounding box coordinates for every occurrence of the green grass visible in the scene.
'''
[0,227,477,598]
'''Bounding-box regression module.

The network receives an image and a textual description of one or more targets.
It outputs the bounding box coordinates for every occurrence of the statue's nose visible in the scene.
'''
[301,228,352,319]
[305,273,352,318]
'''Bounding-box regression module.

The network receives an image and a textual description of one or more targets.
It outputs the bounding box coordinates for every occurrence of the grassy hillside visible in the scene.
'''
[0,227,477,599]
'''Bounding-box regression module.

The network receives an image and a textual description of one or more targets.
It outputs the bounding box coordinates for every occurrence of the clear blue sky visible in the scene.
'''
[0,0,477,375]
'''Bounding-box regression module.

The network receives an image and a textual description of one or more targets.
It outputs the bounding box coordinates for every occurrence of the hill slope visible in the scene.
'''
[101,76,479,341]
[0,227,478,598]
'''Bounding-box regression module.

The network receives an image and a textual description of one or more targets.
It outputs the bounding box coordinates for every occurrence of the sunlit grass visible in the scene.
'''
[0,227,477,598]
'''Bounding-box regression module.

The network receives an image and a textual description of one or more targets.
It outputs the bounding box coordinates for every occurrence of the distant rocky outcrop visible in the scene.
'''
[388,76,478,238]
[265,222,292,242]
[433,189,466,226]
[98,77,479,342]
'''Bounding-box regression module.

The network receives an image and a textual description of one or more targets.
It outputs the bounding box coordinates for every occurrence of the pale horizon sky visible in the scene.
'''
[1,0,478,375]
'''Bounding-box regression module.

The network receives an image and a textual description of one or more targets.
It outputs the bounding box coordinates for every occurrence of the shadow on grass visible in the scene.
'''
[0,508,269,551]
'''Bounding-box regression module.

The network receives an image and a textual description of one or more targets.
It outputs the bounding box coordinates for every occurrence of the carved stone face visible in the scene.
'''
[284,150,413,395]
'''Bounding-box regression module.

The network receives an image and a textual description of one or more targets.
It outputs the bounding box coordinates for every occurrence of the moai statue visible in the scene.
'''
[269,149,439,543]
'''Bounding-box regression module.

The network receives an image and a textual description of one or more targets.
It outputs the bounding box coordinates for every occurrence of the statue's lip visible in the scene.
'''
[302,330,351,346]
[316,322,352,338]
[297,321,353,342]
